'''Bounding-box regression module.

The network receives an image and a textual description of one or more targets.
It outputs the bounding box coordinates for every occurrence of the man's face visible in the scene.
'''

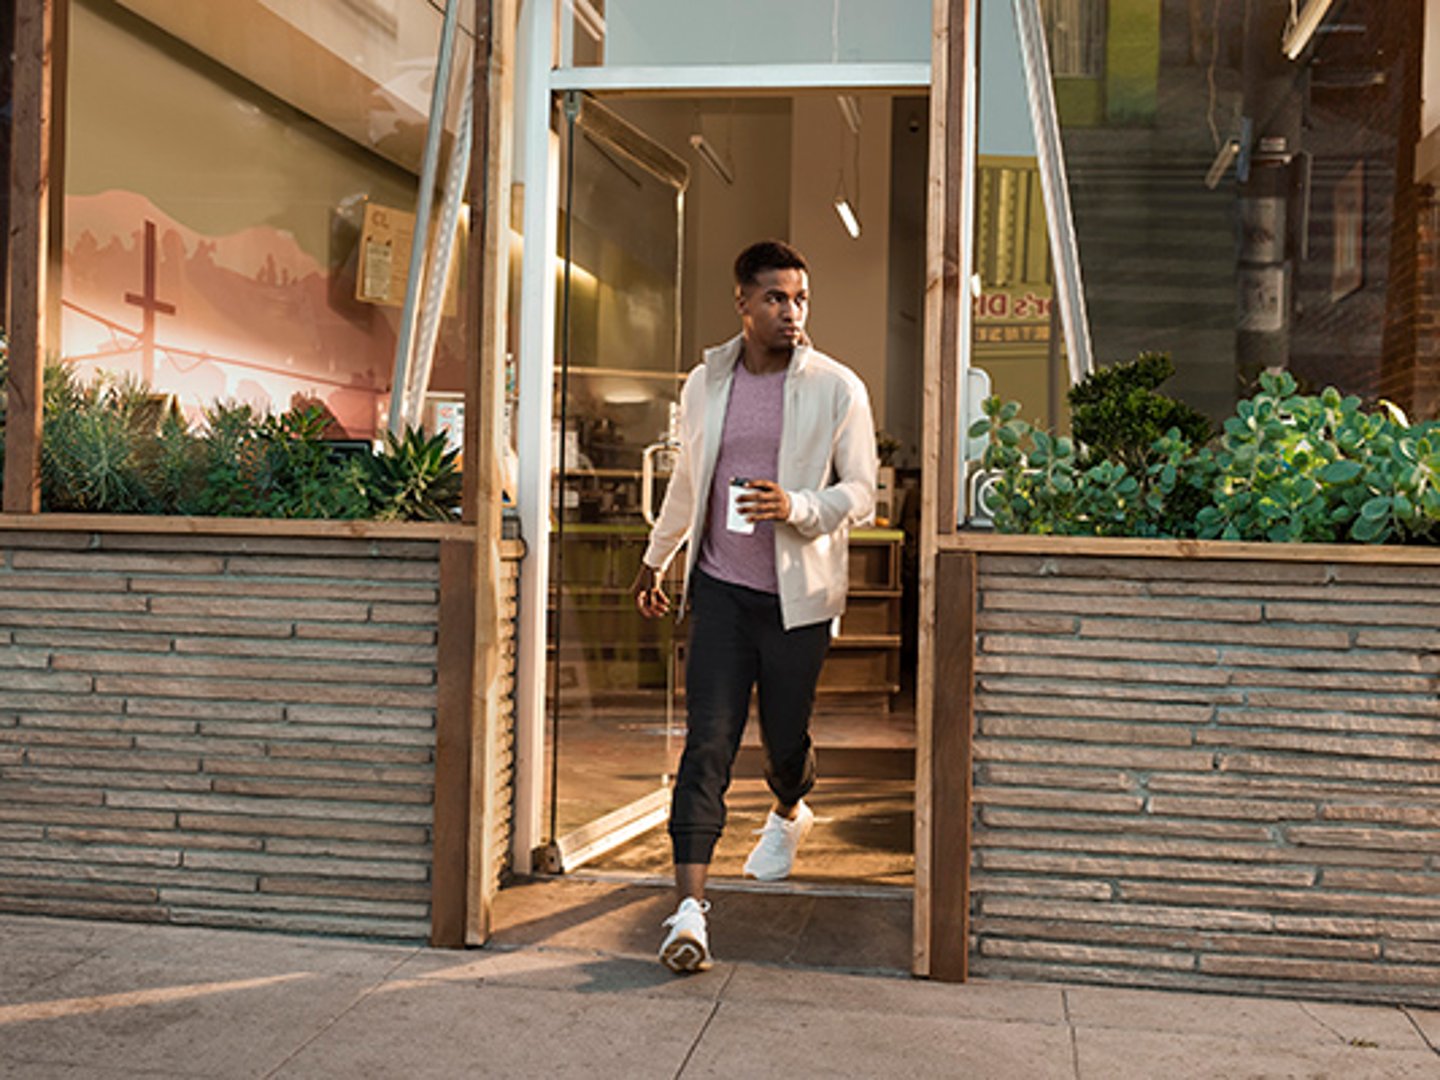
[737,268,808,351]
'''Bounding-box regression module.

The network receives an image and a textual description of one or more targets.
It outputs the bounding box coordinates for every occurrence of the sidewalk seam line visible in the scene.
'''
[17,926,151,997]
[1295,1001,1347,1045]
[1400,1006,1440,1058]
[258,949,421,1080]
[1062,988,1081,1080]
[674,966,736,1079]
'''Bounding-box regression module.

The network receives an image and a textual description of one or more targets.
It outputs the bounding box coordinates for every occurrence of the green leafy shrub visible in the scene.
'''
[185,401,265,517]
[252,406,370,519]
[147,408,204,515]
[1069,352,1213,472]
[1,359,461,522]
[1197,374,1439,544]
[971,368,1439,545]
[41,367,159,513]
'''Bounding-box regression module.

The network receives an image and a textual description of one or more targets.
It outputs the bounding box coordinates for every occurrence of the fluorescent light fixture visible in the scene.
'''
[602,385,652,405]
[1281,0,1334,60]
[834,197,862,239]
[1204,139,1241,189]
[566,0,606,43]
[689,134,734,185]
[836,94,862,135]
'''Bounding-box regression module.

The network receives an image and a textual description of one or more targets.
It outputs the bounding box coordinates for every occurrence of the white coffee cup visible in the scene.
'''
[726,478,755,534]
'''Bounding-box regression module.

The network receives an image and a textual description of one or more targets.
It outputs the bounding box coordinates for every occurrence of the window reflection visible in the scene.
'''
[1047,0,1435,422]
[60,0,473,441]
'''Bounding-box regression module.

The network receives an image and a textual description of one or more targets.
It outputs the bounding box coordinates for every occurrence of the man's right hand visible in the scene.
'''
[630,563,671,619]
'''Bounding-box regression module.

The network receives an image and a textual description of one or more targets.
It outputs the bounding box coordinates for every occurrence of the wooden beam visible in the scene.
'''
[430,0,515,949]
[431,536,479,947]
[462,0,517,948]
[928,550,976,982]
[936,0,966,538]
[4,0,56,514]
[45,0,68,346]
[914,0,971,979]
[938,530,1440,567]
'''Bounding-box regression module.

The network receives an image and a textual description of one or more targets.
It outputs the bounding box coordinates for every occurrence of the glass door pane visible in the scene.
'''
[545,93,687,867]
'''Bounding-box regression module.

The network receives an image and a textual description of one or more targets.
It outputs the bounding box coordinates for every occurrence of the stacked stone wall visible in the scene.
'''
[0,525,502,939]
[970,550,1440,1005]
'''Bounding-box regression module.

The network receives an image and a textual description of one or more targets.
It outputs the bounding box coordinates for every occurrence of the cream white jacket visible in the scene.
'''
[642,334,877,630]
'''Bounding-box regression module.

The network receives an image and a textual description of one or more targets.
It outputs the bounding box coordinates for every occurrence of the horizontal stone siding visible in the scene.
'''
[970,551,1440,1005]
[0,529,444,939]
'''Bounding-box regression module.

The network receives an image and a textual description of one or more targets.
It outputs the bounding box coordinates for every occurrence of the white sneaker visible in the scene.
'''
[658,897,712,974]
[743,800,815,881]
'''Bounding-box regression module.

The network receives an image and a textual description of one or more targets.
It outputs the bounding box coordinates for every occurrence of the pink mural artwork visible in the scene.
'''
[62,191,397,438]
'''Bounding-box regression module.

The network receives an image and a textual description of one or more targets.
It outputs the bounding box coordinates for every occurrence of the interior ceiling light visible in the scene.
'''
[832,98,862,240]
[1204,138,1241,189]
[1281,0,1335,61]
[689,134,734,185]
[834,197,861,240]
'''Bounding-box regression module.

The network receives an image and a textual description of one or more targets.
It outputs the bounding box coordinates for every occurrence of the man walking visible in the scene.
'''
[631,240,877,974]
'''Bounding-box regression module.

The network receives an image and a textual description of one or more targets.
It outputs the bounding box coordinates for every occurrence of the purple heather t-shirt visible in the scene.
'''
[697,361,787,594]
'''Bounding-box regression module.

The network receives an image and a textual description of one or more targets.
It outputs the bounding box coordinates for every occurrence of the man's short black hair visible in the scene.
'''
[734,240,808,287]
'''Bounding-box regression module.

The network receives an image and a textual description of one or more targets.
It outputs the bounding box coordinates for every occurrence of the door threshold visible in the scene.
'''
[568,868,914,901]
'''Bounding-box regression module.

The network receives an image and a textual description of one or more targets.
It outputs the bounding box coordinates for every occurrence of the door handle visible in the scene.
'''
[641,402,680,527]
[640,441,674,527]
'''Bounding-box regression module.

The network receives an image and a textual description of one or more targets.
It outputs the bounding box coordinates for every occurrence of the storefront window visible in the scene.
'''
[980,0,1437,427]
[59,0,477,441]
[1063,0,1433,421]
[974,0,1068,430]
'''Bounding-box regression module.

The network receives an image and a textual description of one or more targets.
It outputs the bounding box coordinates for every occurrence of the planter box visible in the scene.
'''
[948,535,1440,1005]
[0,515,520,941]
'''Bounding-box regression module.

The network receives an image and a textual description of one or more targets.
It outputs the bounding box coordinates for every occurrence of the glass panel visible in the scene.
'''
[59,0,475,443]
[990,0,1436,424]
[975,0,1068,431]
[547,95,685,842]
[558,0,931,70]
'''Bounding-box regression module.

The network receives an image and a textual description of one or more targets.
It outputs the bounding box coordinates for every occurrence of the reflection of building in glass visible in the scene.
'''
[998,0,1439,422]
[973,155,1065,430]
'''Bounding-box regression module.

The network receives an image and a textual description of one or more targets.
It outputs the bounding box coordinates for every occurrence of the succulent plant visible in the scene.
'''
[366,426,462,522]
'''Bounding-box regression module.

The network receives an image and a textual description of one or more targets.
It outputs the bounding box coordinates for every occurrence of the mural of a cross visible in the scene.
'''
[124,220,177,384]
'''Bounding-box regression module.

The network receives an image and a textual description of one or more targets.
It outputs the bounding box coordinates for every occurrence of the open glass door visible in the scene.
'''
[540,92,688,873]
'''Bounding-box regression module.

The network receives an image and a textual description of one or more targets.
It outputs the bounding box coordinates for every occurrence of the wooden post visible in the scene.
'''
[3,0,56,514]
[928,550,976,981]
[915,0,971,978]
[432,0,515,948]
[45,0,67,354]
[432,536,480,947]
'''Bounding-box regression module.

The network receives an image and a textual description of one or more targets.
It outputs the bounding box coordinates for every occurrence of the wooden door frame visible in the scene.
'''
[914,0,974,981]
[430,0,516,948]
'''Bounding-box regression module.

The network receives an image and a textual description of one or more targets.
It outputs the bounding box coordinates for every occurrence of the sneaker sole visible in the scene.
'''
[660,934,712,974]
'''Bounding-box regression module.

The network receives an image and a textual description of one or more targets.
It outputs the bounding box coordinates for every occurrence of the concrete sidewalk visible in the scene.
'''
[2,913,1438,1079]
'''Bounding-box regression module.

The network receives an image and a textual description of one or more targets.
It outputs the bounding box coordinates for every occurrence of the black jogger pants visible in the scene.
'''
[668,569,831,865]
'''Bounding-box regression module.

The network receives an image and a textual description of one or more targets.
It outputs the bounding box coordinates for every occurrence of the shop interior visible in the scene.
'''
[539,90,937,891]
